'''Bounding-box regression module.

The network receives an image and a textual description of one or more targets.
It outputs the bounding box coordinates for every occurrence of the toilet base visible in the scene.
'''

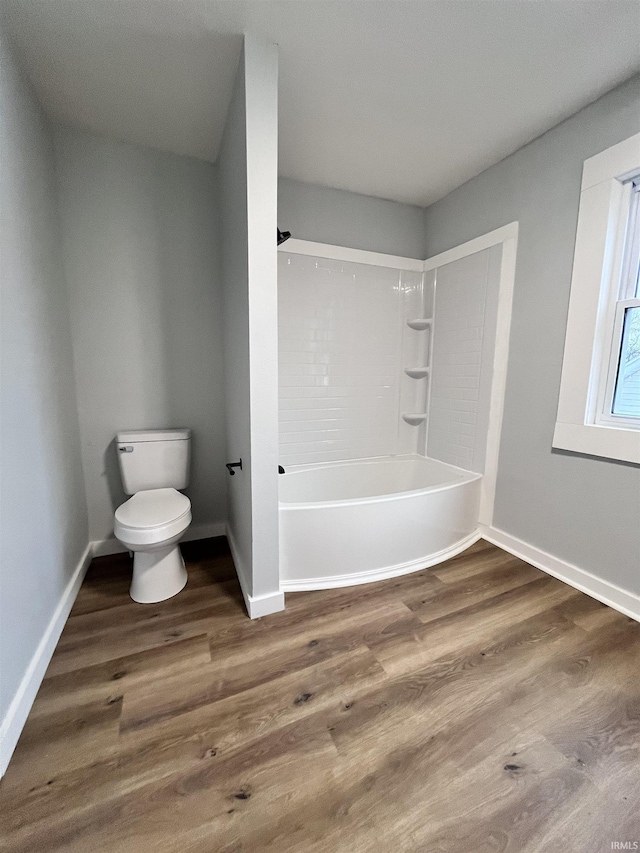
[130,543,188,604]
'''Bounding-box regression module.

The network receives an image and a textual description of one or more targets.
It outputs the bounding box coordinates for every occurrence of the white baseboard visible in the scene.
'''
[482,525,640,623]
[0,542,93,777]
[90,537,129,557]
[281,531,482,591]
[91,521,227,558]
[238,577,286,619]
[226,524,285,619]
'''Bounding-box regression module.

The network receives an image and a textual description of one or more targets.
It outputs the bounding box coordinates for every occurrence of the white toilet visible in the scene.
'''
[114,428,192,604]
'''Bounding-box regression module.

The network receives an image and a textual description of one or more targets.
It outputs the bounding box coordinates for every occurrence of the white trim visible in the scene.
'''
[423,222,519,527]
[90,522,227,557]
[226,523,285,619]
[282,226,520,275]
[581,132,640,191]
[281,531,481,591]
[482,525,640,623]
[422,222,519,272]
[481,231,518,527]
[554,131,640,464]
[0,543,93,777]
[553,421,640,463]
[280,238,424,271]
[225,521,251,598]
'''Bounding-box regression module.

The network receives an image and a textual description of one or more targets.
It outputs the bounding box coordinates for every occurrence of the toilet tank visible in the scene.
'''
[116,429,191,495]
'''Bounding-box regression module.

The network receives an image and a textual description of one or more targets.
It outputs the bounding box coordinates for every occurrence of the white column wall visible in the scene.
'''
[219,36,282,614]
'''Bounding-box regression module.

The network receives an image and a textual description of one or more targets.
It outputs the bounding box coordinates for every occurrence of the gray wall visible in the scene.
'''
[54,127,226,545]
[219,47,253,593]
[0,33,87,746]
[278,177,426,258]
[424,75,640,594]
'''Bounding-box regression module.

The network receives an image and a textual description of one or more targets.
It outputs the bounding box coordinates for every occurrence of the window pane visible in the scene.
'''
[634,188,640,297]
[612,306,640,417]
[630,185,640,297]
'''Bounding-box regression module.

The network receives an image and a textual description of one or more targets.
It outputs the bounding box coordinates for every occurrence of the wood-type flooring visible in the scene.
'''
[1,537,639,853]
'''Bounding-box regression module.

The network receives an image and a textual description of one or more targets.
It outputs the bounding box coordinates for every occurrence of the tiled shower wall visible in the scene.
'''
[278,253,424,466]
[427,245,502,472]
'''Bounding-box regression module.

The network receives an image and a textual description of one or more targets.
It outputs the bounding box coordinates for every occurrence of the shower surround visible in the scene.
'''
[277,232,513,589]
[278,250,430,467]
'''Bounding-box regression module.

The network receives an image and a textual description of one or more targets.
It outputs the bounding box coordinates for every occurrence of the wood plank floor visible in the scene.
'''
[1,537,639,853]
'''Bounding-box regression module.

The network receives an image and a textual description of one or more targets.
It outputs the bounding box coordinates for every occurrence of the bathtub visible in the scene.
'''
[279,455,482,590]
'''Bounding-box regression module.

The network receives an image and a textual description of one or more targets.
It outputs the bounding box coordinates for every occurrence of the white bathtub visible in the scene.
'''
[279,455,482,590]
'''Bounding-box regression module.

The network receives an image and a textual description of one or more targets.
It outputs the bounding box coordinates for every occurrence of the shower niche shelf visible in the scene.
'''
[406,318,432,331]
[402,413,427,426]
[404,367,429,379]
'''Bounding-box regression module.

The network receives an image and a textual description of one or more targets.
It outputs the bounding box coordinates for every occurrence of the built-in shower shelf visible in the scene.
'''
[404,367,430,379]
[402,413,427,426]
[406,318,432,331]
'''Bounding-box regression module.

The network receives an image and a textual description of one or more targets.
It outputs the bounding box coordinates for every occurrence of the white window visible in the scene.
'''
[554,132,640,464]
[597,180,640,427]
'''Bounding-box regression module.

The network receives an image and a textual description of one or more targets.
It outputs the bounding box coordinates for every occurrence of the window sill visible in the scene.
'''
[553,420,640,464]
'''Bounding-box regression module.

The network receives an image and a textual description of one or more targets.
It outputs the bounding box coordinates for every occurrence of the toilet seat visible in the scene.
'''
[114,488,191,547]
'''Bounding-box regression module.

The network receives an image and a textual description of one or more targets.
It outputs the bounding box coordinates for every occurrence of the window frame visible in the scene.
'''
[594,180,640,429]
[553,132,640,464]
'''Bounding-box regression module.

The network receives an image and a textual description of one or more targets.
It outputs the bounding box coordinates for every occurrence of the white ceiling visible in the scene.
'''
[3,1,640,206]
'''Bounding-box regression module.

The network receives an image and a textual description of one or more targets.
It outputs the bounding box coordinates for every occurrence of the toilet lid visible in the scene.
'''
[115,488,191,529]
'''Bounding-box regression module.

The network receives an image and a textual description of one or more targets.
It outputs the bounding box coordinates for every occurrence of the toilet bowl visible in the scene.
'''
[114,428,192,603]
[115,488,192,603]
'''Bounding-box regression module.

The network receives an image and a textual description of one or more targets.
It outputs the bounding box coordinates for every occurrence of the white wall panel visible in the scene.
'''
[279,253,408,466]
[427,246,501,471]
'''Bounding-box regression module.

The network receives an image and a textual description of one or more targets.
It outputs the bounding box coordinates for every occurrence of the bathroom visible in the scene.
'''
[1,2,639,849]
